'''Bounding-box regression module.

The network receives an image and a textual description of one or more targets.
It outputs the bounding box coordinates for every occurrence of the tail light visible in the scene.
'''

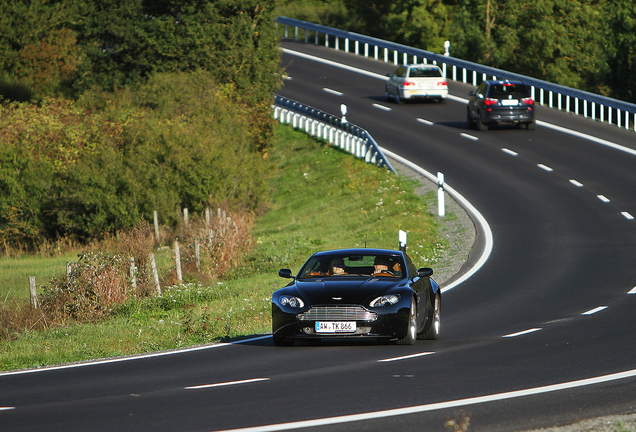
[484,98,498,106]
[404,81,415,86]
[522,97,534,105]
[438,80,448,86]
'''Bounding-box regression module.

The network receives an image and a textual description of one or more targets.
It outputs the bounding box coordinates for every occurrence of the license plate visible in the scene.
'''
[315,321,356,333]
[501,99,519,106]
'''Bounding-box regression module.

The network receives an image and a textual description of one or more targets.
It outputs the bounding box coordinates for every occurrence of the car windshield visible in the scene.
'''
[488,83,531,99]
[299,254,404,278]
[408,67,442,78]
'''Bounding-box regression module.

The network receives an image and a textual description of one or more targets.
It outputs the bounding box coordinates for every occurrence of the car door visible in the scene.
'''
[469,81,488,119]
[404,255,428,332]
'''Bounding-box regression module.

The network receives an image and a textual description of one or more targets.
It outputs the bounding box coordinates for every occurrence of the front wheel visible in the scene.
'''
[467,109,475,128]
[397,298,416,345]
[420,293,440,340]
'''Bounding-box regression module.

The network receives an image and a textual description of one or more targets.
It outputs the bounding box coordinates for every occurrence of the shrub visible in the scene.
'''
[39,251,132,322]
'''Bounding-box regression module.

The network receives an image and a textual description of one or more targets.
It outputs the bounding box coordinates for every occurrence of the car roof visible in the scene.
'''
[310,248,406,257]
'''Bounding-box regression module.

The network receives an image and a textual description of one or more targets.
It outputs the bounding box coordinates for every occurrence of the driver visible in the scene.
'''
[373,256,394,275]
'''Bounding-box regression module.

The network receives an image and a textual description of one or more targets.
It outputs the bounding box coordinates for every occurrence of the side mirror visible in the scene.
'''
[417,267,434,278]
[278,269,294,279]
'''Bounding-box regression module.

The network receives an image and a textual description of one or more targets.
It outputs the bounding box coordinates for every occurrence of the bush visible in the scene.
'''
[0,70,272,248]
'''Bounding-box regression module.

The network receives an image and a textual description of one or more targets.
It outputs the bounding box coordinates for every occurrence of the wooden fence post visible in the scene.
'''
[29,276,38,309]
[149,253,162,295]
[175,241,183,284]
[129,257,137,291]
[153,210,160,242]
[195,239,201,270]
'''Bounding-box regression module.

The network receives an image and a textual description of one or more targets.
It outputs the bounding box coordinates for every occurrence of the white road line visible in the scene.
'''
[0,335,272,377]
[502,148,518,156]
[628,287,636,294]
[282,48,388,80]
[0,407,15,411]
[378,352,434,362]
[460,133,478,141]
[416,118,434,126]
[213,369,636,432]
[622,212,634,220]
[538,121,636,158]
[373,103,391,111]
[583,306,608,315]
[323,88,343,96]
[569,179,584,187]
[502,328,542,338]
[185,378,269,390]
[597,195,610,203]
[538,164,553,172]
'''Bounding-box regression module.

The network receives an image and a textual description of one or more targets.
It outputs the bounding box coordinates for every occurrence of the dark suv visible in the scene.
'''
[467,80,535,130]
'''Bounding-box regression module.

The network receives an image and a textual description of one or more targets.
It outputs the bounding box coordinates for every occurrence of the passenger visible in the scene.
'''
[329,258,346,275]
[373,256,394,275]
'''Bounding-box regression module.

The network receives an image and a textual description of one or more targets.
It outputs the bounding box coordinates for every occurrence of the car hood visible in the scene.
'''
[295,278,403,305]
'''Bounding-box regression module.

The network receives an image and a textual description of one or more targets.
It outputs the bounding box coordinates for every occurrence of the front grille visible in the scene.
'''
[298,306,377,322]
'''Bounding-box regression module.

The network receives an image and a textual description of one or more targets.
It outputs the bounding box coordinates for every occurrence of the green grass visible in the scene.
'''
[0,124,444,371]
[0,252,79,302]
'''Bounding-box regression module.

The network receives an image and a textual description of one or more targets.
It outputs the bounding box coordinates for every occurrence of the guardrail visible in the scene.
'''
[273,95,395,173]
[277,16,636,132]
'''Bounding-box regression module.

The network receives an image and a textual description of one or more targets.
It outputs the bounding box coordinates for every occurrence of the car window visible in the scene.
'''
[477,81,488,96]
[487,83,531,99]
[393,66,407,78]
[299,254,404,278]
[408,66,442,78]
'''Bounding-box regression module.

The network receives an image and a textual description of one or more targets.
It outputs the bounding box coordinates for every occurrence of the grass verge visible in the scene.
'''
[0,124,445,372]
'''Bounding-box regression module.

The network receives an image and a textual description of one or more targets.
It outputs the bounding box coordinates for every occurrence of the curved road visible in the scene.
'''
[1,39,636,432]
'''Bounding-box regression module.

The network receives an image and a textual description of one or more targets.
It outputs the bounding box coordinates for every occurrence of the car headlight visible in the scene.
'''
[279,295,305,308]
[370,294,401,307]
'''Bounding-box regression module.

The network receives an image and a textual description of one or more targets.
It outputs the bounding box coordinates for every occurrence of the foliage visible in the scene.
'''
[0,0,283,150]
[39,251,131,321]
[0,70,270,247]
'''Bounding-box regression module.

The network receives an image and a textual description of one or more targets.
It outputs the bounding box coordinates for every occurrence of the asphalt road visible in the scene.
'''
[1,39,635,432]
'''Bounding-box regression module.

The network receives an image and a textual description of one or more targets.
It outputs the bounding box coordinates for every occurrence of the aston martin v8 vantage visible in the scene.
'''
[272,248,441,346]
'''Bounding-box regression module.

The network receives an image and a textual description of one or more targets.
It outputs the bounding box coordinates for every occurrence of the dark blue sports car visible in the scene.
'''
[271,248,440,346]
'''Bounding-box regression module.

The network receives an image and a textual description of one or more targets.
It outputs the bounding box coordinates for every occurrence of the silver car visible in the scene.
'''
[386,64,448,103]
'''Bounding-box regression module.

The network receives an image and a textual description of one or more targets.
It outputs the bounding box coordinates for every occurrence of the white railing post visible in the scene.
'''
[437,172,445,217]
